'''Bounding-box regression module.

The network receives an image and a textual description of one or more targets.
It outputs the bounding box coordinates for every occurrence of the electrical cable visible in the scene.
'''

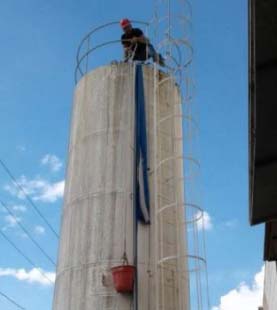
[0,229,54,284]
[0,159,59,239]
[0,290,26,310]
[0,199,56,267]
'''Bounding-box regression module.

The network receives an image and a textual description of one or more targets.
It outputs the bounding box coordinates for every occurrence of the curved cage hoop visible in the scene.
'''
[155,201,206,245]
[155,201,203,221]
[75,20,150,83]
[155,72,179,88]
[154,155,200,181]
[157,37,193,69]
[157,254,207,274]
[156,154,200,170]
[183,203,204,224]
[157,112,199,139]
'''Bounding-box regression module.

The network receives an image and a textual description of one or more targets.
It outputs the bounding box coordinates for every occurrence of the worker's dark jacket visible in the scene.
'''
[121,28,148,61]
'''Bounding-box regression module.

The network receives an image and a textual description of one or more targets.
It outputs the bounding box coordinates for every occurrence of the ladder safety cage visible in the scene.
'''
[152,0,210,309]
[75,20,150,83]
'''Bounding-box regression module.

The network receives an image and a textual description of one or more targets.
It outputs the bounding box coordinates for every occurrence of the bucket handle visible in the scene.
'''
[121,252,129,265]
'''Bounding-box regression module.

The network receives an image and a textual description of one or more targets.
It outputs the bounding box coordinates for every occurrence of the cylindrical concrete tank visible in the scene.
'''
[52,63,189,310]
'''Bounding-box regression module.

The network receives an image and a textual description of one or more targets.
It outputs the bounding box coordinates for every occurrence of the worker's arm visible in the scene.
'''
[123,46,130,60]
[130,35,149,45]
[121,35,132,61]
[130,28,150,45]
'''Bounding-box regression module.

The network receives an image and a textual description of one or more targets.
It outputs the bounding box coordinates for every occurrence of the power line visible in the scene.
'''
[0,159,59,239]
[0,229,54,285]
[0,199,56,267]
[0,290,26,310]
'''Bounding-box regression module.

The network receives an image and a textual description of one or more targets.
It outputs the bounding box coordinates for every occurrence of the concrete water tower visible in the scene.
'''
[53,4,210,310]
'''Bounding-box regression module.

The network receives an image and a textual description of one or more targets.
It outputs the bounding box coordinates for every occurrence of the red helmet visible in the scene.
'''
[120,18,131,29]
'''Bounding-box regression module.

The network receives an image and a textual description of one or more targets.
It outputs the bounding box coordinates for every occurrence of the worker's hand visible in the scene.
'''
[130,37,138,44]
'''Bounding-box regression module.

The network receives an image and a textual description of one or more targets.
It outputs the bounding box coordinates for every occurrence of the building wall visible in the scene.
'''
[263,261,277,310]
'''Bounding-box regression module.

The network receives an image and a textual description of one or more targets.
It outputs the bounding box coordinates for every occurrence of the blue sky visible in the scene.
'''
[0,0,264,309]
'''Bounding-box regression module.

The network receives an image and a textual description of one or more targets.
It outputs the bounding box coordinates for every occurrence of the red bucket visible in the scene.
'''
[111,265,136,293]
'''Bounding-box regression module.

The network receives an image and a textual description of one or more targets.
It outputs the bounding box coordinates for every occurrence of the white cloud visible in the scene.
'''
[195,211,213,231]
[223,219,238,229]
[12,204,27,212]
[0,268,55,286]
[34,225,45,235]
[16,145,26,152]
[19,232,28,239]
[4,215,21,228]
[34,180,64,203]
[212,266,264,310]
[4,176,46,198]
[4,175,65,203]
[41,154,63,172]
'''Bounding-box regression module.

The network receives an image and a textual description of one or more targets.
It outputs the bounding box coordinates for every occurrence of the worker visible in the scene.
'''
[120,18,165,66]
